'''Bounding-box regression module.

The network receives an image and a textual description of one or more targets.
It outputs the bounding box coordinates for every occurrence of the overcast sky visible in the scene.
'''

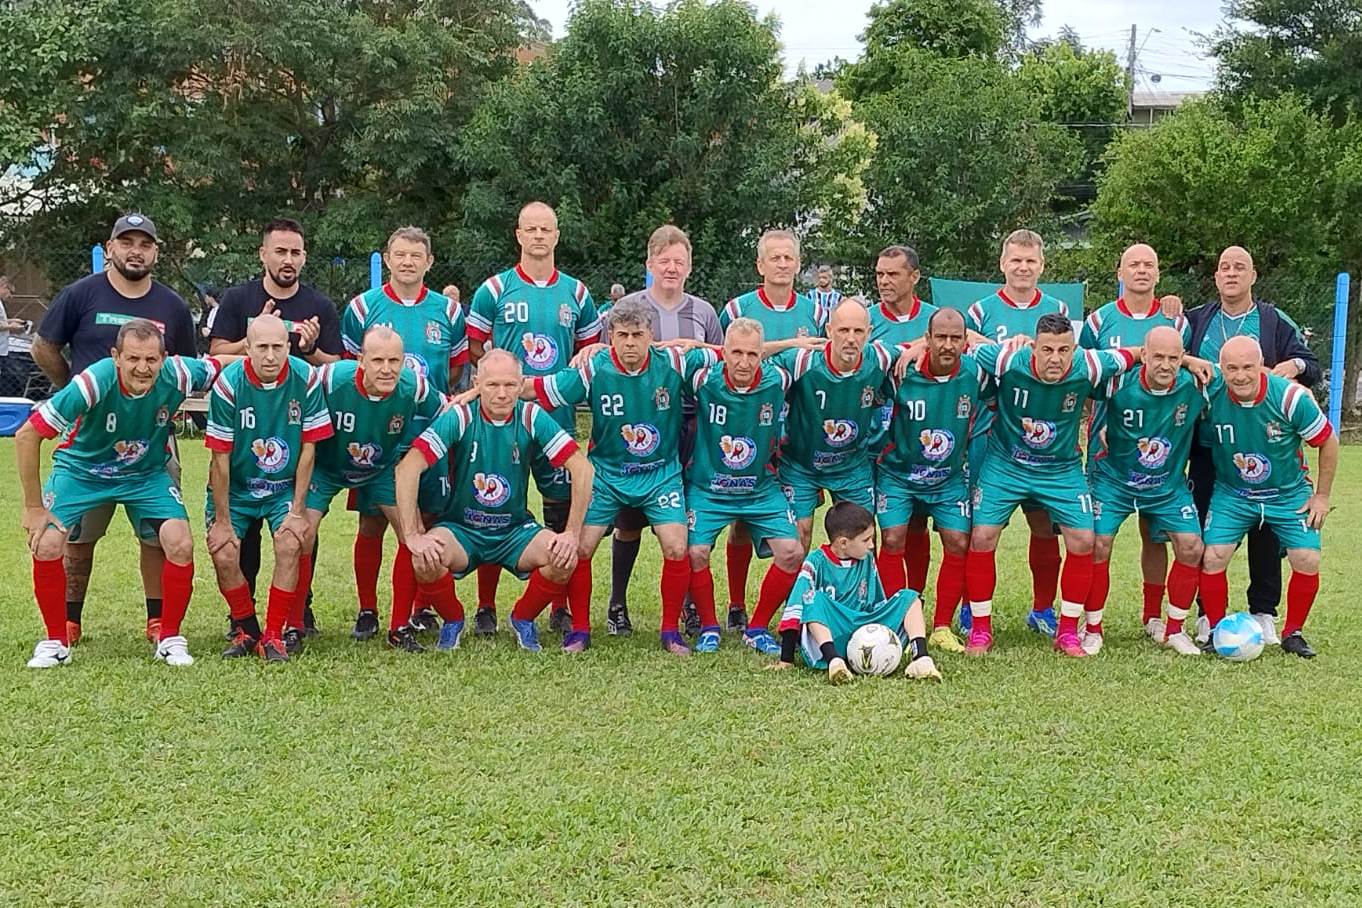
[529,1,1224,90]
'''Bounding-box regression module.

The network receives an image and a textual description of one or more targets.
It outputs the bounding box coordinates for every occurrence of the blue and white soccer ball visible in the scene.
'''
[846,623,904,676]
[1212,611,1265,662]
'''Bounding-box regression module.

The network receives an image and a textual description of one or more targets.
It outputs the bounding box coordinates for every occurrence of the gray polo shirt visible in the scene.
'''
[617,289,722,414]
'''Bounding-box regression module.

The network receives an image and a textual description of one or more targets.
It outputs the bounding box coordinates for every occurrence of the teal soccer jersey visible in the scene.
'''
[868,298,937,348]
[966,289,1071,444]
[878,352,985,487]
[341,283,468,397]
[719,288,826,340]
[313,360,438,486]
[774,341,896,476]
[783,544,884,627]
[1081,297,1190,351]
[31,355,220,478]
[1200,371,1331,501]
[1090,367,1206,493]
[686,360,791,496]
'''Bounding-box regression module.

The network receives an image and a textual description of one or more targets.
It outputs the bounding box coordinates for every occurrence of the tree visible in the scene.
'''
[841,0,1007,100]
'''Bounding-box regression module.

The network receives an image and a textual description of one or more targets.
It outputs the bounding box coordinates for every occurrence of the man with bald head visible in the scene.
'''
[1198,335,1337,657]
[1185,246,1321,645]
[206,315,333,661]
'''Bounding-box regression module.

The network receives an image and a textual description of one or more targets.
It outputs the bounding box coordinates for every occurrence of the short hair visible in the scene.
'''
[877,245,920,271]
[725,316,765,343]
[361,324,402,350]
[1035,313,1072,337]
[115,318,166,354]
[262,217,304,244]
[610,283,626,296]
[927,307,965,333]
[479,348,523,373]
[757,228,800,260]
[817,265,833,275]
[647,225,691,259]
[386,225,432,255]
[824,501,874,542]
[1001,229,1045,256]
[607,299,652,333]
[830,296,870,319]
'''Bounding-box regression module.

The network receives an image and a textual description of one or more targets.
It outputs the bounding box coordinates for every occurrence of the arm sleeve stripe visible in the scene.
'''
[28,408,62,438]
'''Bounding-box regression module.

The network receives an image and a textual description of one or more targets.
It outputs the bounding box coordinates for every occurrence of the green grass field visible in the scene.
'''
[2,440,1360,907]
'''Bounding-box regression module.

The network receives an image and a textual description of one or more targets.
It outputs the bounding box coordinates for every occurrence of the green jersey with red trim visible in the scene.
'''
[341,283,468,398]
[686,358,791,495]
[966,289,1071,442]
[1090,366,1206,492]
[313,360,438,485]
[719,288,826,340]
[772,341,895,474]
[878,352,985,486]
[782,544,885,628]
[868,297,937,348]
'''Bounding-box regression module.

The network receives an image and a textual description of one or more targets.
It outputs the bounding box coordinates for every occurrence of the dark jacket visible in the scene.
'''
[1185,299,1322,388]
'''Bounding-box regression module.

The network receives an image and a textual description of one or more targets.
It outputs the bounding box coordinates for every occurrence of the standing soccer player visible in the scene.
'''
[341,226,468,641]
[206,315,332,661]
[466,202,601,637]
[1198,336,1336,658]
[18,319,221,668]
[810,265,842,310]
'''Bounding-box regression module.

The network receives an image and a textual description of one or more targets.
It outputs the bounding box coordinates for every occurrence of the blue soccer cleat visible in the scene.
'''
[695,628,721,653]
[436,619,464,651]
[510,618,542,653]
[958,606,973,634]
[660,631,691,657]
[1026,607,1058,638]
[742,628,781,656]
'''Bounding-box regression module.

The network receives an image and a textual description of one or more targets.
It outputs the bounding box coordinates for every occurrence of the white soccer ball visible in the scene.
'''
[845,623,904,676]
[1213,611,1265,662]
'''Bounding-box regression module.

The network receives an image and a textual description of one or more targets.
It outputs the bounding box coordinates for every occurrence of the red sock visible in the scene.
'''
[568,561,592,633]
[933,550,967,628]
[905,529,931,592]
[511,570,567,622]
[1029,534,1061,611]
[1086,559,1110,635]
[726,539,754,609]
[33,557,68,644]
[221,582,256,621]
[1058,550,1093,636]
[476,563,501,608]
[965,549,996,636]
[417,574,465,623]
[264,585,295,641]
[689,565,719,630]
[353,533,383,613]
[1142,582,1165,623]
[291,552,313,629]
[749,564,799,631]
[1200,569,1228,629]
[878,547,907,596]
[1283,571,1320,637]
[1165,561,1199,636]
[158,559,195,639]
[389,544,418,631]
[661,558,692,632]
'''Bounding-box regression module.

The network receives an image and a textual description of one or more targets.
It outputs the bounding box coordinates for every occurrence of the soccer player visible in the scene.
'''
[1198,336,1336,658]
[684,318,806,658]
[810,265,842,310]
[964,313,1142,657]
[466,201,601,637]
[395,350,593,654]
[205,315,333,661]
[302,325,441,652]
[768,502,940,682]
[341,226,468,641]
[1085,326,1210,656]
[875,308,984,654]
[18,319,222,668]
[1080,243,1189,640]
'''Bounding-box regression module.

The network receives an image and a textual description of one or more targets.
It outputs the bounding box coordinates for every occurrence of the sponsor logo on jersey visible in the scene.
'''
[710,474,758,493]
[822,419,858,447]
[558,304,573,328]
[156,406,170,427]
[1136,436,1172,469]
[404,353,429,378]
[1020,417,1057,449]
[287,399,302,425]
[113,439,150,465]
[387,414,404,435]
[860,386,875,408]
[654,387,671,411]
[718,435,757,470]
[463,508,513,530]
[1174,403,1188,426]
[425,321,442,345]
[251,437,291,474]
[521,333,559,370]
[472,471,511,507]
[907,465,951,485]
[347,441,382,468]
[1232,452,1272,484]
[1062,392,1078,414]
[245,478,292,498]
[919,428,954,462]
[759,403,774,426]
[620,423,661,457]
[957,395,971,418]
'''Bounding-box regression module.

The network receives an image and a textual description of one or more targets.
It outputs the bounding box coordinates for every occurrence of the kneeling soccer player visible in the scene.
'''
[769,502,940,683]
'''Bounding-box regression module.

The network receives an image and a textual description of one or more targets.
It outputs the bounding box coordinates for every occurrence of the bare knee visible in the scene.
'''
[771,541,804,573]
[688,546,712,572]
[1287,548,1320,574]
[1093,536,1114,563]
[880,524,907,552]
[1172,535,1204,566]
[34,529,67,562]
[158,521,194,564]
[1062,530,1094,557]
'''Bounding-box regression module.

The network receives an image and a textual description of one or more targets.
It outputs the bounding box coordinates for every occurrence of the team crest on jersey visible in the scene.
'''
[654,387,671,411]
[858,579,868,603]
[802,585,816,605]
[251,437,291,474]
[1174,403,1189,427]
[759,403,774,426]
[558,304,573,328]
[1136,436,1172,469]
[347,441,382,467]
[472,472,511,507]
[919,428,954,462]
[425,321,442,345]
[971,485,983,507]
[1062,393,1078,414]
[1020,417,1057,449]
[404,353,429,378]
[822,419,858,447]
[1266,420,1284,441]
[860,386,875,408]
[957,395,971,419]
[155,406,170,427]
[719,435,757,469]
[510,443,521,465]
[113,439,149,465]
[287,399,302,425]
[521,333,560,369]
[620,423,661,457]
[387,414,405,435]
[42,489,55,509]
[795,327,810,338]
[1232,452,1272,484]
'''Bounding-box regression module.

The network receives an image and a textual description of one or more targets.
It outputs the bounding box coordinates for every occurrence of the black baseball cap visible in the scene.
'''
[110,213,158,241]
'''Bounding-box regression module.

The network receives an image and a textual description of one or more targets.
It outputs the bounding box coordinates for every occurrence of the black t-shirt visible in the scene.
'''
[210,278,342,358]
[39,273,197,374]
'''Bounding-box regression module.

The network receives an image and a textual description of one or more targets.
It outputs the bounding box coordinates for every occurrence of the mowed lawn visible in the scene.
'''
[2,439,1361,907]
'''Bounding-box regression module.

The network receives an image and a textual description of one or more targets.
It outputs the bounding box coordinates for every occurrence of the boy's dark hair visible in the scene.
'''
[1036,312,1072,337]
[824,501,874,542]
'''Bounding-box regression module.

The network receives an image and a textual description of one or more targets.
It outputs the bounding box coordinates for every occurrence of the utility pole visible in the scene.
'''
[1125,23,1138,121]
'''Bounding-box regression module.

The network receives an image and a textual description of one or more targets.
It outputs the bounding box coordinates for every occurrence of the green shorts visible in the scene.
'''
[45,467,188,542]
[205,493,291,538]
[352,455,449,518]
[799,588,919,670]
[686,484,797,557]
[972,459,1093,532]
[306,468,396,515]
[1203,485,1320,551]
[441,518,545,580]
[968,432,1048,519]
[584,468,686,528]
[1090,471,1200,541]
[778,459,875,521]
[874,469,972,534]
[532,449,572,503]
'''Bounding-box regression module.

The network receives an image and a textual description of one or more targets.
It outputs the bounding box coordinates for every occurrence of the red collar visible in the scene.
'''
[515,263,559,288]
[1115,296,1160,319]
[382,282,428,306]
[820,543,853,567]
[723,363,762,393]
[757,287,796,311]
[610,347,650,376]
[998,288,1042,309]
[116,369,152,399]
[919,353,960,381]
[823,342,862,377]
[354,365,393,401]
[1026,351,1068,385]
[478,402,515,426]
[1232,373,1269,407]
[1137,364,1175,396]
[245,357,290,389]
[878,297,922,322]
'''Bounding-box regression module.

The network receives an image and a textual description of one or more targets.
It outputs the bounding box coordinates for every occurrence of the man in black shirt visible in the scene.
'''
[209,217,342,639]
[32,213,197,643]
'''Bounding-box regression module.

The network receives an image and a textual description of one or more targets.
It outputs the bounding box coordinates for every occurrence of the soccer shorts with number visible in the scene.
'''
[1090,472,1200,541]
[351,454,450,518]
[584,468,686,528]
[205,492,292,538]
[1203,486,1320,551]
[686,485,798,556]
[972,459,1092,531]
[45,467,188,542]
[799,588,919,669]
[874,469,972,534]
[968,436,1048,519]
[532,449,572,503]
[306,467,396,515]
[438,518,546,580]
[778,459,875,521]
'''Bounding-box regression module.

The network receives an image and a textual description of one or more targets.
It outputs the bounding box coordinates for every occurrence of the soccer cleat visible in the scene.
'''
[222,630,259,659]
[606,602,633,636]
[1053,631,1088,658]
[387,626,425,654]
[474,606,497,636]
[1080,631,1104,656]
[963,629,993,656]
[660,631,691,657]
[694,629,721,653]
[1144,617,1166,643]
[1164,631,1202,656]
[1026,607,1058,638]
[302,605,320,638]
[904,655,942,680]
[1194,615,1211,645]
[436,620,465,651]
[1253,613,1281,646]
[742,628,781,657]
[928,626,965,654]
[726,606,747,633]
[155,635,194,667]
[511,617,542,653]
[562,630,591,653]
[827,657,854,685]
[27,639,71,669]
[958,607,972,634]
[682,601,701,638]
[409,607,441,635]
[145,617,162,643]
[66,621,82,646]
[1281,630,1316,659]
[548,607,571,636]
[351,609,380,641]
[283,628,305,656]
[257,637,290,663]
